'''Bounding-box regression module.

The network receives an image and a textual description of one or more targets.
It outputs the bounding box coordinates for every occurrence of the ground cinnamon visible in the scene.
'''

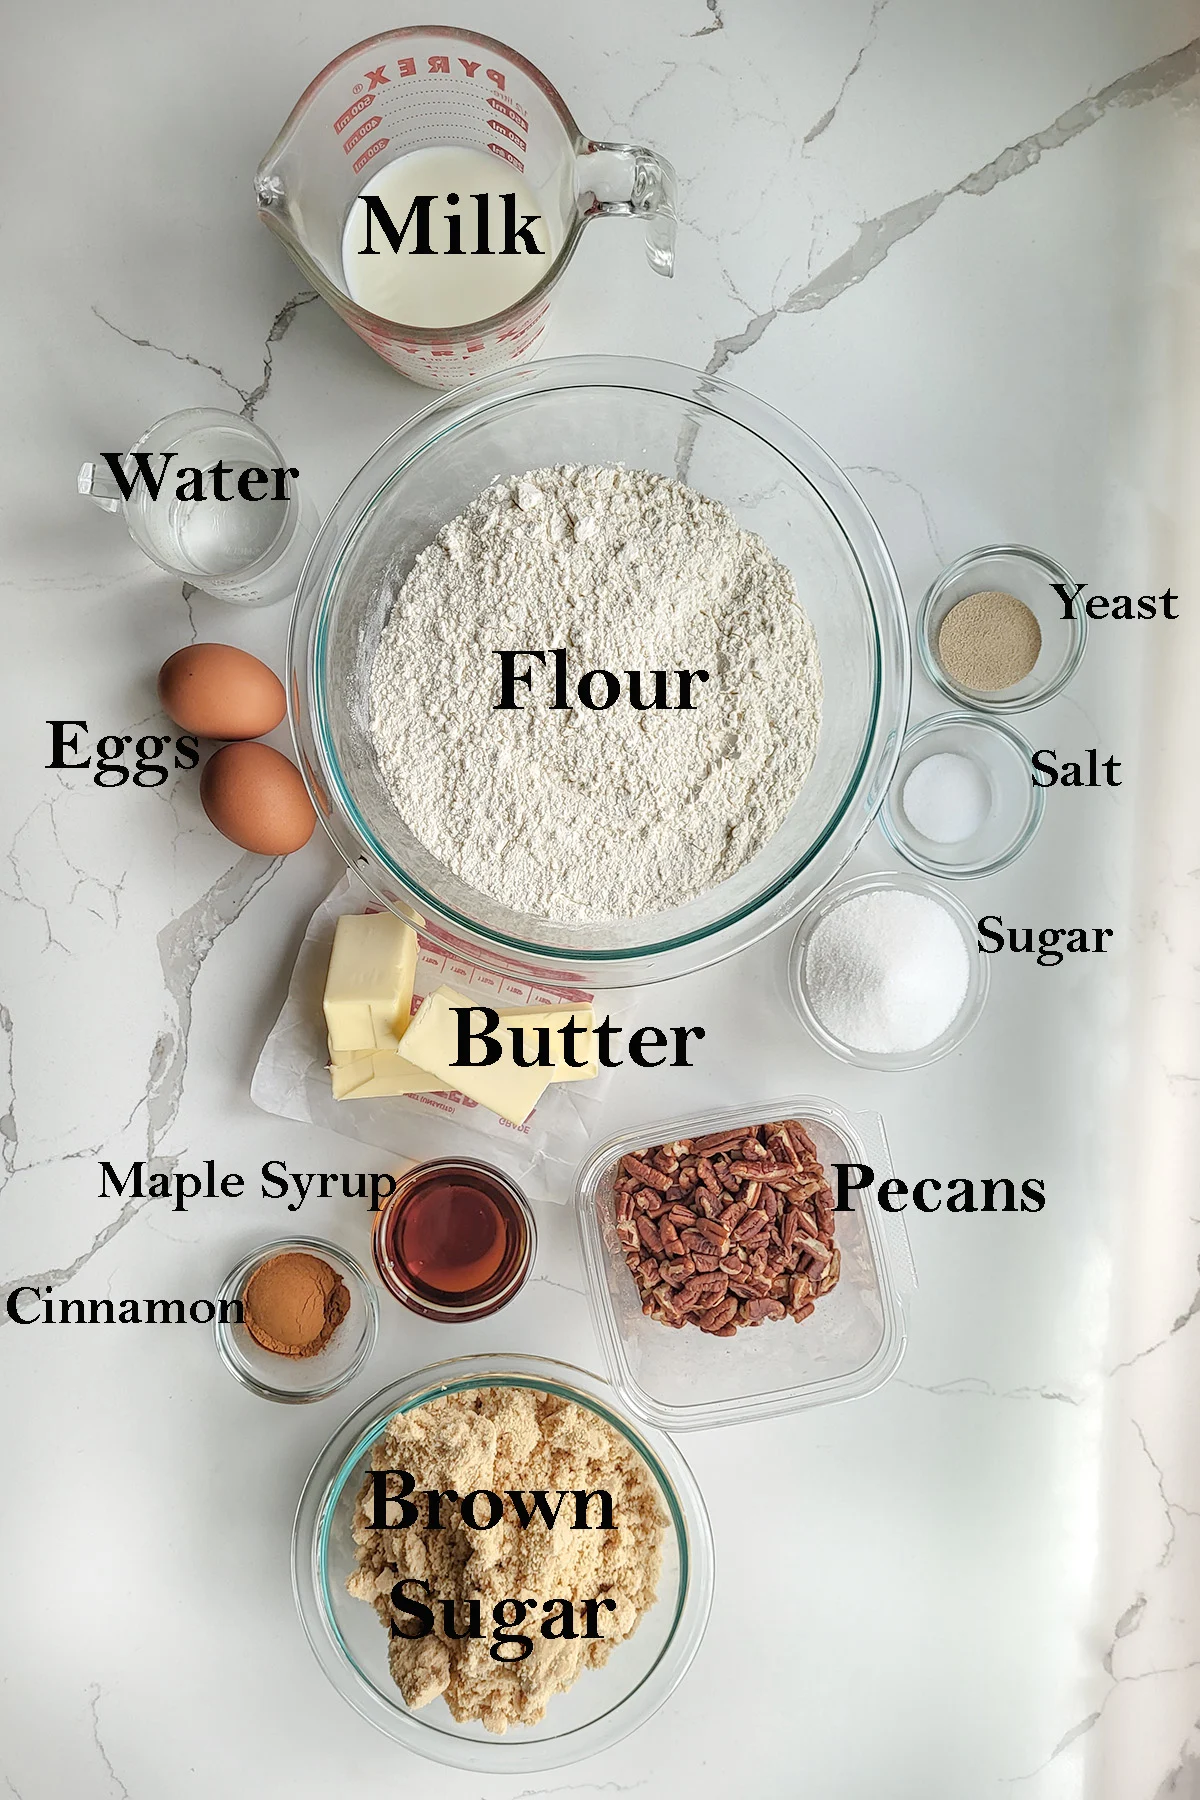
[242,1251,350,1358]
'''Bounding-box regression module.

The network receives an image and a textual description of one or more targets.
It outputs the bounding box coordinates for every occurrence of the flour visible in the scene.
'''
[368,465,823,923]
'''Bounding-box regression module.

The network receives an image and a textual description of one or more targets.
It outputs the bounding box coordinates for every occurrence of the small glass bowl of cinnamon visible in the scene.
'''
[215,1236,379,1402]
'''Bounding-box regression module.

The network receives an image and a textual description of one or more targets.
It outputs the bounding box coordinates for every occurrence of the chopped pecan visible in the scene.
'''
[741,1298,786,1325]
[658,1218,684,1259]
[635,1216,663,1255]
[675,1274,724,1310]
[698,1295,738,1331]
[691,1129,747,1153]
[797,1233,831,1270]
[695,1157,721,1193]
[610,1116,838,1339]
[623,1154,673,1192]
[695,1217,732,1249]
[784,1121,819,1158]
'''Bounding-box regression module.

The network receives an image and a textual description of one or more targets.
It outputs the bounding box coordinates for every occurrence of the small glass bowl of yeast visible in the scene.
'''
[916,544,1086,713]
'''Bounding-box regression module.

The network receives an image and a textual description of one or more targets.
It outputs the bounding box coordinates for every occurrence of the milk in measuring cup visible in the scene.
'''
[341,146,553,330]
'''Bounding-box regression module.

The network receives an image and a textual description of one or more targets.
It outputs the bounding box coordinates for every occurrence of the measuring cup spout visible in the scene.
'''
[576,142,678,277]
[77,460,125,515]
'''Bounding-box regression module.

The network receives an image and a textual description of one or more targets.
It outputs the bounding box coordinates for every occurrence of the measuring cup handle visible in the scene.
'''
[77,460,125,514]
[576,141,678,277]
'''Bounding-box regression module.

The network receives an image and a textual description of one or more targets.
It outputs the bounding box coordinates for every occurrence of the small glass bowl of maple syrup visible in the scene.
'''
[371,1159,536,1322]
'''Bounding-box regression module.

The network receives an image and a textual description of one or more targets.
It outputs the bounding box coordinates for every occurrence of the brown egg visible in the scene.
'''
[157,643,286,739]
[200,742,316,855]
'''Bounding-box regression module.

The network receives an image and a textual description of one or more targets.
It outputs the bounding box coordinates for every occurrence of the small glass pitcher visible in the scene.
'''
[254,27,677,389]
[78,407,319,607]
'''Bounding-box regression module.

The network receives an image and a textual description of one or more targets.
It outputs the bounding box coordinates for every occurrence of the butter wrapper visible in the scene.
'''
[251,872,626,1203]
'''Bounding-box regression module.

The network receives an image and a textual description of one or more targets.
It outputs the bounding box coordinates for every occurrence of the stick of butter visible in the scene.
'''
[399,986,570,1125]
[323,913,417,1054]
[331,1049,446,1101]
[498,1003,597,1082]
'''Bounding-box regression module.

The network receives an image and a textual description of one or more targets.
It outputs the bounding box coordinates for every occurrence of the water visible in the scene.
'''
[162,462,286,576]
[131,427,290,578]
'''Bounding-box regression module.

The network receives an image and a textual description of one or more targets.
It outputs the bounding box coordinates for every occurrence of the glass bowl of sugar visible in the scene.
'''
[879,712,1044,878]
[788,871,989,1070]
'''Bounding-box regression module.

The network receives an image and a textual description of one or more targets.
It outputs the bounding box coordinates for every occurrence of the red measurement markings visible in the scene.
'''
[353,137,390,174]
[488,95,529,131]
[342,117,380,154]
[489,120,527,151]
[497,302,548,344]
[334,93,374,134]
[487,143,525,172]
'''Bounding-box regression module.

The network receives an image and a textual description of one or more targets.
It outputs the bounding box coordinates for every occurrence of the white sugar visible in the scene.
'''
[805,887,970,1054]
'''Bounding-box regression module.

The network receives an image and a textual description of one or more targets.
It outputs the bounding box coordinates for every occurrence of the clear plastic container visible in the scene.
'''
[575,1098,915,1431]
[291,1355,714,1770]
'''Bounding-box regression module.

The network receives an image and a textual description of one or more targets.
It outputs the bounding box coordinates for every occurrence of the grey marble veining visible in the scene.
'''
[1,1,1198,1795]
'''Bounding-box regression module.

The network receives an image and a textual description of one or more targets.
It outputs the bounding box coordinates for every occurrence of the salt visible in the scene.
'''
[804,887,970,1054]
[901,751,990,845]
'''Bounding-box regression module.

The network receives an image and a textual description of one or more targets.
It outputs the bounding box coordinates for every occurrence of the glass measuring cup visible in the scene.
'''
[254,27,677,389]
[78,407,319,607]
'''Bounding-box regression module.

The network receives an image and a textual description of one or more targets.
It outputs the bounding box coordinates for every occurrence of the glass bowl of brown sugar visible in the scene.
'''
[214,1236,379,1402]
[291,1354,713,1771]
[916,544,1087,713]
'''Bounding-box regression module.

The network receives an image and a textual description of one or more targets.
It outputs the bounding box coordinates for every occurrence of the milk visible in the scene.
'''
[341,145,553,330]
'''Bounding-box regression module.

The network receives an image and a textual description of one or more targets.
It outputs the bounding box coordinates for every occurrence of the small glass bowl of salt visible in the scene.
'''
[879,712,1044,878]
[789,871,989,1070]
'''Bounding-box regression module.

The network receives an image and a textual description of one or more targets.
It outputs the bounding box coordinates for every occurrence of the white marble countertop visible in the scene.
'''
[3,2,1200,1795]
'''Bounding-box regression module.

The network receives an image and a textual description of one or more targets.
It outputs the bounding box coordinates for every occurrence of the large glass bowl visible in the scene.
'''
[291,1355,714,1772]
[288,355,910,986]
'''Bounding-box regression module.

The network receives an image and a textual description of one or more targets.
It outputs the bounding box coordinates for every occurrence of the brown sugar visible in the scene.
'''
[242,1251,350,1358]
[346,1386,666,1733]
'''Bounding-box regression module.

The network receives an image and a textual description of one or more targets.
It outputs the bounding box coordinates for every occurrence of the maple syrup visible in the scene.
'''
[372,1160,535,1321]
